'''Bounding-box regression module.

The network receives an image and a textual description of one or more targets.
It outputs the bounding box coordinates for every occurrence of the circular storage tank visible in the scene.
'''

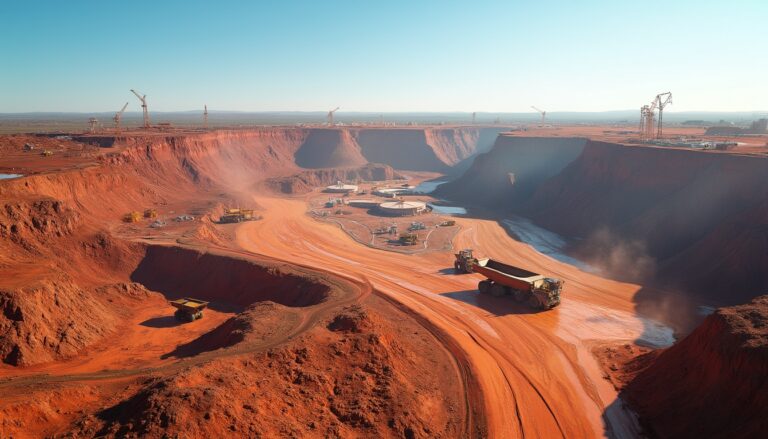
[378,200,427,216]
[325,182,359,193]
[373,186,415,198]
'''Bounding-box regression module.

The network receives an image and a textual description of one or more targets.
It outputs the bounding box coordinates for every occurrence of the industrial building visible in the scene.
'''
[325,181,358,194]
[378,200,427,216]
[347,199,379,208]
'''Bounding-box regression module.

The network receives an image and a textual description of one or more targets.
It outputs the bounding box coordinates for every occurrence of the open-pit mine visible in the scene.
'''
[1,125,767,438]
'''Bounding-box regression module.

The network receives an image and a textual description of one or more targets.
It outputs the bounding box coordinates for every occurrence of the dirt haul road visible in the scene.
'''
[236,194,674,438]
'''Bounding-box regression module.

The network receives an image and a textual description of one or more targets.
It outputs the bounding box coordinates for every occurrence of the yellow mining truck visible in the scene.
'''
[219,208,256,224]
[123,211,142,223]
[454,249,563,310]
[170,297,209,322]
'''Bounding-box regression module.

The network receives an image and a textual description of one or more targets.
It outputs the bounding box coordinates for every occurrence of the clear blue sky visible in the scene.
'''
[1,0,766,112]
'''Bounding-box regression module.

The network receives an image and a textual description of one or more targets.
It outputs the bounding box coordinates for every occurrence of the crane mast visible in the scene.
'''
[113,102,129,133]
[655,92,672,138]
[639,91,672,140]
[327,107,340,126]
[531,106,546,124]
[130,89,150,129]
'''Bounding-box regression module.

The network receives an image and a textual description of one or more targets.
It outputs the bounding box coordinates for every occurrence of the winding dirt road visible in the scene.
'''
[236,194,672,438]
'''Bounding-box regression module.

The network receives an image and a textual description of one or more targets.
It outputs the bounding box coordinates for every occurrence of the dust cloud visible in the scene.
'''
[577,227,656,283]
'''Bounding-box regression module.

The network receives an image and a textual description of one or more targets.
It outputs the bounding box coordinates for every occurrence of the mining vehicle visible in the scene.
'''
[219,208,255,223]
[170,297,209,322]
[123,211,141,223]
[399,233,418,245]
[454,249,562,309]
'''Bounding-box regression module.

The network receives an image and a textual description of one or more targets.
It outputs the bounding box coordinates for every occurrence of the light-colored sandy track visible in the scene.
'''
[235,194,663,438]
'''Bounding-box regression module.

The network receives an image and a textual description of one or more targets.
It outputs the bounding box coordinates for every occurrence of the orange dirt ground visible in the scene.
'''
[0,124,763,437]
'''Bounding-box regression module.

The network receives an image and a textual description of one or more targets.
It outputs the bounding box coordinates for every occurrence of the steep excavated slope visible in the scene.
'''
[439,137,768,305]
[354,127,503,172]
[657,197,768,299]
[0,130,307,365]
[523,143,768,254]
[434,136,587,205]
[521,142,768,303]
[294,129,367,168]
[264,163,403,194]
[623,296,768,439]
[131,245,334,308]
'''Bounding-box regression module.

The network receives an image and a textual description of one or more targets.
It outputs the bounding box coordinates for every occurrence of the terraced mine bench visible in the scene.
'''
[170,297,209,322]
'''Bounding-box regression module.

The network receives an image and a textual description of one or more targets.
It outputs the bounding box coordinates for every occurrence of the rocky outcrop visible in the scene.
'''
[623,296,768,439]
[0,279,150,366]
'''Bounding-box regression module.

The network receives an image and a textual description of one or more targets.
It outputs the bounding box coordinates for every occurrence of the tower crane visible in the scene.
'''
[204,104,209,129]
[639,91,672,140]
[113,102,129,133]
[531,106,546,124]
[655,92,672,138]
[327,107,340,126]
[130,89,150,129]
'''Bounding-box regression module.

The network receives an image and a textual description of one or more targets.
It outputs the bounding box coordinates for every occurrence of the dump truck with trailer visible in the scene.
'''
[170,297,209,322]
[219,208,256,224]
[454,249,562,309]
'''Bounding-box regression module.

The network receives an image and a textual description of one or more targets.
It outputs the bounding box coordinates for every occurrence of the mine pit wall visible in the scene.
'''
[433,136,587,205]
[352,127,504,172]
[131,245,333,308]
[264,163,403,194]
[0,129,309,231]
[439,136,768,305]
[294,128,367,168]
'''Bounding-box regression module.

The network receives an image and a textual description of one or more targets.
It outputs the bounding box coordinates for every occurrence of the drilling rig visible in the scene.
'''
[204,104,209,129]
[113,102,129,133]
[130,89,150,129]
[327,107,340,126]
[531,106,547,124]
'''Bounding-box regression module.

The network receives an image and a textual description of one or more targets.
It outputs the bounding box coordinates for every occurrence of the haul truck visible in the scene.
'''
[170,297,209,322]
[454,249,562,310]
[219,208,256,224]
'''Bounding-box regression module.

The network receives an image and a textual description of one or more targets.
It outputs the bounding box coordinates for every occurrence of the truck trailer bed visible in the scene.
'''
[474,258,545,290]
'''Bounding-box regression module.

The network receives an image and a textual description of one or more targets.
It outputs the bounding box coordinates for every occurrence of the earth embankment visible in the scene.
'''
[622,295,768,439]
